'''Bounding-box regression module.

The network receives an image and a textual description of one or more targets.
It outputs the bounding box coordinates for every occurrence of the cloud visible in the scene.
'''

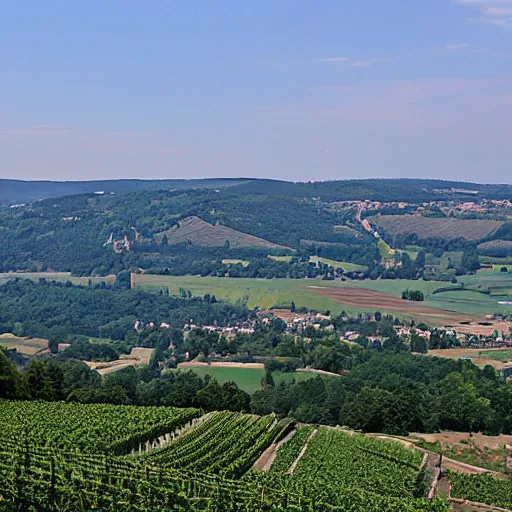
[318,57,374,68]
[454,0,512,27]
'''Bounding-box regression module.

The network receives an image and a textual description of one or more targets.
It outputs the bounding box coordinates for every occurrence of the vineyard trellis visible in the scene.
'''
[0,399,450,511]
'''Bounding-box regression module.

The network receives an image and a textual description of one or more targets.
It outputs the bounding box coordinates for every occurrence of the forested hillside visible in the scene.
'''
[2,178,512,278]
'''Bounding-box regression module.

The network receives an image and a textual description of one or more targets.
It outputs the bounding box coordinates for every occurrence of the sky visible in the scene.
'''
[1,0,511,183]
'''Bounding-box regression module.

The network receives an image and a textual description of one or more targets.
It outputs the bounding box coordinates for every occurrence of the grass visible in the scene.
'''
[171,367,315,393]
[221,259,249,267]
[268,255,293,263]
[309,256,367,272]
[133,274,510,319]
[479,350,512,362]
[0,272,115,286]
[377,239,395,259]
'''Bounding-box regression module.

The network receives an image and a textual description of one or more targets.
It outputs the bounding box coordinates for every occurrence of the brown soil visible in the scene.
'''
[308,286,476,326]
[253,430,296,471]
[411,432,512,452]
[86,347,155,376]
[452,321,512,337]
[427,348,512,370]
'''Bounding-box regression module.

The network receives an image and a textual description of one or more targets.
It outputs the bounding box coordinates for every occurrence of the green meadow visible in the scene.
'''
[309,256,367,272]
[171,367,316,393]
[133,274,512,318]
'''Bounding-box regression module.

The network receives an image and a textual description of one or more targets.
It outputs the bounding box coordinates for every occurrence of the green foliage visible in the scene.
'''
[269,426,314,473]
[0,399,199,454]
[450,472,512,510]
[402,289,424,301]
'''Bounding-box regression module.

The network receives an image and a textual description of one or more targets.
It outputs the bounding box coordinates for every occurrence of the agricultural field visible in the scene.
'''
[154,215,291,250]
[427,347,512,370]
[172,365,315,393]
[309,255,367,272]
[142,411,292,477]
[133,274,512,328]
[478,349,512,362]
[478,239,512,257]
[267,254,293,262]
[0,272,115,285]
[449,473,512,510]
[222,259,250,267]
[85,347,155,376]
[283,426,435,509]
[371,215,503,241]
[0,333,48,355]
[0,400,449,511]
[0,400,199,454]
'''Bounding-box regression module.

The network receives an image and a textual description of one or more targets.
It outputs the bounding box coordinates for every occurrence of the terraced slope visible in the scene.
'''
[0,400,451,511]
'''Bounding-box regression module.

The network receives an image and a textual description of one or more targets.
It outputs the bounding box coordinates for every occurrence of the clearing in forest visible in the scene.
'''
[154,216,292,250]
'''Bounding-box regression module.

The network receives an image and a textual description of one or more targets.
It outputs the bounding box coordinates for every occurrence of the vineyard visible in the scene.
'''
[0,399,452,511]
[142,411,293,477]
[0,400,199,454]
[371,215,503,241]
[449,472,512,510]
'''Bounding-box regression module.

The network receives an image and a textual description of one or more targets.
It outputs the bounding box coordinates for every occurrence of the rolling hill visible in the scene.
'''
[0,178,252,206]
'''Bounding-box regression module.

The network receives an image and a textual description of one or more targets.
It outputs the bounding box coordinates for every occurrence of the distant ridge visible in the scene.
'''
[2,177,512,206]
[0,178,254,206]
[155,216,292,250]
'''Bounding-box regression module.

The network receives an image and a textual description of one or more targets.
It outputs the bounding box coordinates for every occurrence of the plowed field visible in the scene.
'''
[308,286,475,326]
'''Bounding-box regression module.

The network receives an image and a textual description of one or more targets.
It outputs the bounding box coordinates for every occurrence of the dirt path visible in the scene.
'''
[253,430,296,472]
[443,457,496,475]
[287,429,317,475]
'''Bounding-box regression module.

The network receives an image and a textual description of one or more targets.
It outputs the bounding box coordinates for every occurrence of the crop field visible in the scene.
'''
[133,274,512,327]
[154,215,291,250]
[371,215,503,241]
[267,254,293,262]
[222,259,250,267]
[309,256,367,272]
[142,411,292,477]
[0,400,199,454]
[449,473,512,510]
[426,347,512,369]
[172,366,315,393]
[0,400,449,511]
[479,349,512,362]
[0,333,49,355]
[0,271,115,286]
[283,426,436,508]
[478,239,512,257]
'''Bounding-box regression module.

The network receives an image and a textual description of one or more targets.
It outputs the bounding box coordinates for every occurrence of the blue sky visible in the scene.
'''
[1,1,511,183]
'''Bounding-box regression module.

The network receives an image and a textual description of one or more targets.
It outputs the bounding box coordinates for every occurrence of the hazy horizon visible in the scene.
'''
[1,1,511,184]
